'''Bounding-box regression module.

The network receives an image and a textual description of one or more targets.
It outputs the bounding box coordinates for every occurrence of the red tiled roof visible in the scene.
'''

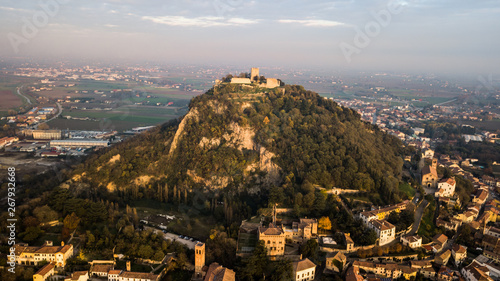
[35,263,55,276]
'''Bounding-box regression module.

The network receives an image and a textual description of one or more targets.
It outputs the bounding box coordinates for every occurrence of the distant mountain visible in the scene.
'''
[70,82,404,205]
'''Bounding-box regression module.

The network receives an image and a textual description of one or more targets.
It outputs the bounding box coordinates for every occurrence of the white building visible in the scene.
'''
[107,270,159,281]
[422,148,435,159]
[461,261,493,281]
[292,258,316,281]
[436,178,456,198]
[401,235,422,249]
[368,219,396,246]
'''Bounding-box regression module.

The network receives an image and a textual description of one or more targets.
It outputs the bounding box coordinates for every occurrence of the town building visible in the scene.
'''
[50,139,109,148]
[90,262,114,278]
[33,263,55,281]
[204,262,235,281]
[368,219,396,246]
[107,270,159,281]
[64,271,89,281]
[452,244,467,266]
[292,258,316,281]
[292,218,318,240]
[344,233,355,252]
[401,235,422,249]
[422,159,439,188]
[15,241,73,267]
[0,136,19,148]
[258,223,286,257]
[30,129,62,140]
[435,250,451,265]
[359,200,409,224]
[325,251,346,273]
[461,261,494,281]
[436,177,456,197]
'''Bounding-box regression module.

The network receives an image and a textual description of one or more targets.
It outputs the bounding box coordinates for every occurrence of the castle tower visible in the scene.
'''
[195,242,205,274]
[126,260,131,271]
[251,68,259,82]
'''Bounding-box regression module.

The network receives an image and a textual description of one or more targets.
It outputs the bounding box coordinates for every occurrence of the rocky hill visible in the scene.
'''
[70,82,404,205]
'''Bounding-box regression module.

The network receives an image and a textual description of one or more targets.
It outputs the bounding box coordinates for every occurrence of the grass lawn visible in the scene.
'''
[399,182,416,198]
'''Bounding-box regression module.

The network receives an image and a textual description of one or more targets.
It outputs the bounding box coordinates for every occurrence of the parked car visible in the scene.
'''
[179,235,184,239]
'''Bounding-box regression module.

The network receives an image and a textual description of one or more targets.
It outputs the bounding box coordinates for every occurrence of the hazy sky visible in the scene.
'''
[1,0,499,75]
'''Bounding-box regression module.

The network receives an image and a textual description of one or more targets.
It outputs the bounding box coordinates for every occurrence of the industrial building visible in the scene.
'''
[50,139,109,148]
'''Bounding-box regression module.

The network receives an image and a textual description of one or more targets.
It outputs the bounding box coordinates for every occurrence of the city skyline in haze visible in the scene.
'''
[1,0,499,76]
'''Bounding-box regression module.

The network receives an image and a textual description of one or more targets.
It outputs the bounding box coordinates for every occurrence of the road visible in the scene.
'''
[407,199,428,236]
[163,233,197,250]
[16,86,32,104]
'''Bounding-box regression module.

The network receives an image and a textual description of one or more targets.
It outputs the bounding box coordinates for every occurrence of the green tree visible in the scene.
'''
[34,205,58,223]
[270,259,292,281]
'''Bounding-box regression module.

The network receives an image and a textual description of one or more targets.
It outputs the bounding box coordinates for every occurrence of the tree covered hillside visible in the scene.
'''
[72,83,404,206]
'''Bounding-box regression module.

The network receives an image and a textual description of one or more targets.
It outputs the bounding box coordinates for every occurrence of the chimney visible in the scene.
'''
[126,261,131,271]
[61,241,65,246]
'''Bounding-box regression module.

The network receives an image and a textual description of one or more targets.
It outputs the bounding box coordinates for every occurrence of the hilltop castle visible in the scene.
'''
[226,67,282,89]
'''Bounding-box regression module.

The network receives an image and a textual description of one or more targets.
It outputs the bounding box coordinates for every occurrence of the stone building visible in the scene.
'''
[422,159,439,188]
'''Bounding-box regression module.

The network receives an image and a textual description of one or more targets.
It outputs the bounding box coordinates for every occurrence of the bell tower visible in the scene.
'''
[195,242,205,275]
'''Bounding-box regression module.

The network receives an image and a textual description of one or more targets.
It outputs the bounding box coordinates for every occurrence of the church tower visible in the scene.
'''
[195,242,205,275]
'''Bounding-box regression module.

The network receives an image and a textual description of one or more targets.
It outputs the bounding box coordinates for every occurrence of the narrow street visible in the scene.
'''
[408,199,428,236]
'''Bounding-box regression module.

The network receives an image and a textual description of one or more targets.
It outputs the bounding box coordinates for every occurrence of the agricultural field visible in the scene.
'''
[0,89,23,110]
[26,79,199,131]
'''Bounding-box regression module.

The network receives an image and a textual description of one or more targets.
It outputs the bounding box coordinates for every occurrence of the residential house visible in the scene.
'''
[401,235,422,249]
[292,258,316,281]
[437,266,455,281]
[461,261,494,281]
[91,264,113,278]
[436,178,456,198]
[368,219,396,246]
[452,244,467,266]
[325,251,346,273]
[33,263,55,281]
[432,234,448,253]
[64,271,89,281]
[435,250,451,265]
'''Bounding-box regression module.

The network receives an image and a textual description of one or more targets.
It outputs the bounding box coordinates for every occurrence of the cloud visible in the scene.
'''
[0,6,32,13]
[141,15,259,27]
[278,19,346,27]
